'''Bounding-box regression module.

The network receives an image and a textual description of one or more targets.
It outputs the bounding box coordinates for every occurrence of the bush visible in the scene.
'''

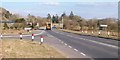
[3,23,9,30]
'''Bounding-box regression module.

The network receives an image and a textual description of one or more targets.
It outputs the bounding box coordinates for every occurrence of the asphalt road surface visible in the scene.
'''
[1,29,119,60]
[45,29,119,58]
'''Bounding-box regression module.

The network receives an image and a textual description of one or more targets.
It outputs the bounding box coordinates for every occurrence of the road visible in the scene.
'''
[45,29,119,58]
[1,29,119,60]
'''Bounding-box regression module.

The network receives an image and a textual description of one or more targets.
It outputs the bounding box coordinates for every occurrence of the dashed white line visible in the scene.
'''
[59,40,61,42]
[64,43,67,46]
[61,41,64,44]
[80,52,86,56]
[74,49,78,52]
[68,46,72,48]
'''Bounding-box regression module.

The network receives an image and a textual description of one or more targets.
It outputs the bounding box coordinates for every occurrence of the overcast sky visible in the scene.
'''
[1,0,119,19]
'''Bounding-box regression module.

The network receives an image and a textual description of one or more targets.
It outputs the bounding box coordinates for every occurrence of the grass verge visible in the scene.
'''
[60,29,118,40]
[0,39,66,58]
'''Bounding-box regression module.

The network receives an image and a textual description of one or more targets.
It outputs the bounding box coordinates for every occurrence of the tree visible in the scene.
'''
[3,23,9,29]
[61,12,66,17]
[10,14,20,20]
[55,14,59,23]
[69,11,74,19]
[47,13,51,19]
[27,14,36,22]
[87,19,98,30]
[52,15,56,23]
[77,18,87,30]
[15,18,25,23]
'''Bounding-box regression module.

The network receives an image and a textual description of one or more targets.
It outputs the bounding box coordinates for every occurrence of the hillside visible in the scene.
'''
[0,7,12,20]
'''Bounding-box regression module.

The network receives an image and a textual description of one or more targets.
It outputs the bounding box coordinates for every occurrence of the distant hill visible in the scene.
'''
[0,7,12,20]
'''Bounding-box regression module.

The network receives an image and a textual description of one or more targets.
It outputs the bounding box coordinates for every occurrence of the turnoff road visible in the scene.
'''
[45,29,119,58]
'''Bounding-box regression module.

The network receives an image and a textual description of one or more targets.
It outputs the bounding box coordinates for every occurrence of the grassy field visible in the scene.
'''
[1,29,34,35]
[0,39,66,58]
[61,29,118,40]
[0,23,32,35]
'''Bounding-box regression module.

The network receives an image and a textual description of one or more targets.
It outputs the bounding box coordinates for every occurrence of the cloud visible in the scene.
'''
[76,2,117,7]
[43,2,59,5]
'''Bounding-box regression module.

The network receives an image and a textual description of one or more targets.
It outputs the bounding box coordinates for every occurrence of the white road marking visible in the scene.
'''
[68,46,72,48]
[59,40,61,42]
[74,49,78,52]
[72,36,118,49]
[61,41,64,43]
[80,52,86,56]
[85,39,118,49]
[65,43,67,46]
[67,35,69,36]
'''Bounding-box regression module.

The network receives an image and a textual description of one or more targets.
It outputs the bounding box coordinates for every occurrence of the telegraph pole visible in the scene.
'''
[62,17,63,29]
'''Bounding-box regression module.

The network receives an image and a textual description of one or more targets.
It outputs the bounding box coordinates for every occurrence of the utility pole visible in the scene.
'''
[62,17,64,29]
[50,18,52,30]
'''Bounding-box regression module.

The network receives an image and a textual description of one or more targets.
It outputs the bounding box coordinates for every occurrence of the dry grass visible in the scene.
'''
[0,39,66,58]
[61,29,118,40]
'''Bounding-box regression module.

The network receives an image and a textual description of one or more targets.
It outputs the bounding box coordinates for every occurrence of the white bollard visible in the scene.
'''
[32,34,34,41]
[85,31,87,33]
[0,34,3,39]
[20,33,22,39]
[98,31,101,35]
[92,31,93,34]
[108,31,110,36]
[40,36,44,45]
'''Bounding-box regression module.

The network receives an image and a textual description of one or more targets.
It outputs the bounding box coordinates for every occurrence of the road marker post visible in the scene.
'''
[82,31,83,33]
[0,33,3,39]
[19,33,22,39]
[98,31,101,35]
[32,34,34,41]
[92,31,93,34]
[107,31,110,36]
[40,35,44,45]
[85,31,87,33]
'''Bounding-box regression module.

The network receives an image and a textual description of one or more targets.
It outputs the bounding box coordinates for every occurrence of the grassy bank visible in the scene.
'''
[0,39,66,58]
[60,29,118,40]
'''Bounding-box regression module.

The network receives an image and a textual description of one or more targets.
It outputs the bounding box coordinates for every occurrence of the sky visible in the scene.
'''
[0,0,119,19]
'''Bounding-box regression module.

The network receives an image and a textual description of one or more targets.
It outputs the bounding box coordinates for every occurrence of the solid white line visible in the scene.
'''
[85,39,118,49]
[60,33,64,34]
[80,52,86,56]
[77,37,118,49]
[67,35,71,37]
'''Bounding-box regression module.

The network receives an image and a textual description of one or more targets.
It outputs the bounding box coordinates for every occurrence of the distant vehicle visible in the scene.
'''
[46,22,51,30]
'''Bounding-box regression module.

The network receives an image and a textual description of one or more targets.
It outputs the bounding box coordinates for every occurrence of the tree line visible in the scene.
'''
[2,9,118,32]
